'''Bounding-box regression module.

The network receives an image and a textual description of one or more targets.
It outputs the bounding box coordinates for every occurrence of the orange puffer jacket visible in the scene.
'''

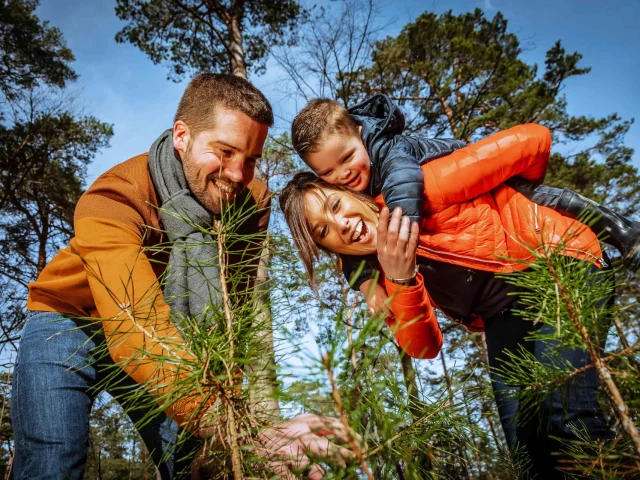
[379,124,605,360]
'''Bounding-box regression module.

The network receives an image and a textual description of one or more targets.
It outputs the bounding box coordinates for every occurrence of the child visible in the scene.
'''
[290,95,640,314]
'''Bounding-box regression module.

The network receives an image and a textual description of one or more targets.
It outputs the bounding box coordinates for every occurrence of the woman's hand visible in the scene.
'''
[376,206,419,282]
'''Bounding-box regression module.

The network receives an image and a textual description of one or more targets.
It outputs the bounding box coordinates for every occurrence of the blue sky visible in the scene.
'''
[35,0,640,183]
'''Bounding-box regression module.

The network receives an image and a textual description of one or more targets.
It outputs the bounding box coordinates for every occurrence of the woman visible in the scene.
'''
[279,128,613,477]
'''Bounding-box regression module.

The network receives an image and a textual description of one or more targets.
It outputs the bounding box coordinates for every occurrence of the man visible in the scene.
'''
[12,74,349,479]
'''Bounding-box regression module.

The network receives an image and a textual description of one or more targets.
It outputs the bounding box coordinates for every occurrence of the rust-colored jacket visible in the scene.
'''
[28,153,270,427]
[380,124,604,359]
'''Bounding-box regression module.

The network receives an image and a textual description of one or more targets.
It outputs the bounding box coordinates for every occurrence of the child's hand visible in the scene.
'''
[360,278,393,319]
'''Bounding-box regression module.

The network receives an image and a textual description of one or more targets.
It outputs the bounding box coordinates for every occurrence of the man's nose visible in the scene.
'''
[222,156,244,184]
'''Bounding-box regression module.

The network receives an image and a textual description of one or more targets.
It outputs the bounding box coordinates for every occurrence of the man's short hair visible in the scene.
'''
[175,73,274,134]
[291,99,360,157]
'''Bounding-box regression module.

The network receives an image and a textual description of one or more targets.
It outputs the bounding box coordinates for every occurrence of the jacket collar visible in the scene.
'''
[348,94,406,195]
[348,94,405,153]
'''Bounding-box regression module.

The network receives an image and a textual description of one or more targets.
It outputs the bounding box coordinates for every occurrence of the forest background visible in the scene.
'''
[1,0,639,478]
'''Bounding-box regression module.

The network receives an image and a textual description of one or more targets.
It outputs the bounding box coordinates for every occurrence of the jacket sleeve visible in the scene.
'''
[73,174,210,431]
[419,138,468,162]
[378,138,426,223]
[422,124,551,208]
[383,273,443,359]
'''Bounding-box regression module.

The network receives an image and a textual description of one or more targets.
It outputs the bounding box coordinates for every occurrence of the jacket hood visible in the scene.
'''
[348,94,406,152]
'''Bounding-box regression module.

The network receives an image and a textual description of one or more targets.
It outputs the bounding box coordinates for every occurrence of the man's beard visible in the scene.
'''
[182,147,243,215]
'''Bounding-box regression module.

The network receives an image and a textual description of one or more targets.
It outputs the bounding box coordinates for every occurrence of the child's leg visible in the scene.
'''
[506,177,640,272]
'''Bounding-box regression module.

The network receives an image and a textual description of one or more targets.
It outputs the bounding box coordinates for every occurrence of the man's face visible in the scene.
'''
[303,129,371,192]
[173,108,269,214]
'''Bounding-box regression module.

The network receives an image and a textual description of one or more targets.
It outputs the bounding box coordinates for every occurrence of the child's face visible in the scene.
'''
[304,129,371,192]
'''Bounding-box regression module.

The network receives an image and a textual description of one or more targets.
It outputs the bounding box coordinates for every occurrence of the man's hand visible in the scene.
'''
[260,414,356,478]
[193,413,357,479]
[359,278,393,319]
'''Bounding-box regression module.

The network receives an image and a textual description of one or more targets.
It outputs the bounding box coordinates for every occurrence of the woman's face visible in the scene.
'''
[304,187,378,256]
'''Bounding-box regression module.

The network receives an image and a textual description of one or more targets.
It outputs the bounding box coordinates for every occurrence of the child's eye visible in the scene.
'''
[342,154,352,164]
[321,170,333,177]
[320,225,328,239]
[331,199,341,212]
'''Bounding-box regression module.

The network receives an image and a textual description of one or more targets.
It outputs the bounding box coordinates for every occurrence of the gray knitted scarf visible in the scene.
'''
[148,129,221,324]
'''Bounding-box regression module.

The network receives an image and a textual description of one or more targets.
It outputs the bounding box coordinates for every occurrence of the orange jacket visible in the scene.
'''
[380,124,604,359]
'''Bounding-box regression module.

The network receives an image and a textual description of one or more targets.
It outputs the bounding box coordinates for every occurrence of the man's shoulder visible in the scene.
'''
[77,153,160,228]
[85,153,154,199]
[246,177,269,205]
[98,153,150,185]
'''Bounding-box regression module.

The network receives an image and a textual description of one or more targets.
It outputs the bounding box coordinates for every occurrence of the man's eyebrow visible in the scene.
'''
[209,140,238,150]
[210,140,262,160]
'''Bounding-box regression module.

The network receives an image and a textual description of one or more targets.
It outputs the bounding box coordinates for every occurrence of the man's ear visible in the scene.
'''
[172,120,190,160]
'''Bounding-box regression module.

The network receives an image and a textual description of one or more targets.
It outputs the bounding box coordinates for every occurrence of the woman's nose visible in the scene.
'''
[339,216,350,234]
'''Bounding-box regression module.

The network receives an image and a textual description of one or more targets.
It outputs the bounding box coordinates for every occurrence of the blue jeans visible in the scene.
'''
[12,311,200,479]
[485,265,613,478]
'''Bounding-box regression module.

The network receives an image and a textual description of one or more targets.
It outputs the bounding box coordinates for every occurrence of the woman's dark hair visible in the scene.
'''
[279,171,379,284]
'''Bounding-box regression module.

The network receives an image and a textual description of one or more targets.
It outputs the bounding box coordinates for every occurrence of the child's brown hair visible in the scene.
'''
[291,99,360,157]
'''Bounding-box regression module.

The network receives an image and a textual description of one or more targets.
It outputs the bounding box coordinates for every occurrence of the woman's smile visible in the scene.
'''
[351,218,370,243]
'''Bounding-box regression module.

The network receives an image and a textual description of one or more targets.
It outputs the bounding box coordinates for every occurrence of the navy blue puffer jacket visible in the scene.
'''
[349,94,467,223]
[342,95,466,289]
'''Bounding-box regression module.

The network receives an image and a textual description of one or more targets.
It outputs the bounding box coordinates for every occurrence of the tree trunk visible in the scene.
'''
[440,349,454,402]
[226,2,279,419]
[397,347,421,416]
[228,6,247,79]
[36,214,49,275]
[248,235,281,418]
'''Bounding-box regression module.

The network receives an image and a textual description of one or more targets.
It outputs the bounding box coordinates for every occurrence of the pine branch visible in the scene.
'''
[322,353,373,480]
[522,342,640,392]
[364,401,451,459]
[546,260,640,459]
[216,219,244,479]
